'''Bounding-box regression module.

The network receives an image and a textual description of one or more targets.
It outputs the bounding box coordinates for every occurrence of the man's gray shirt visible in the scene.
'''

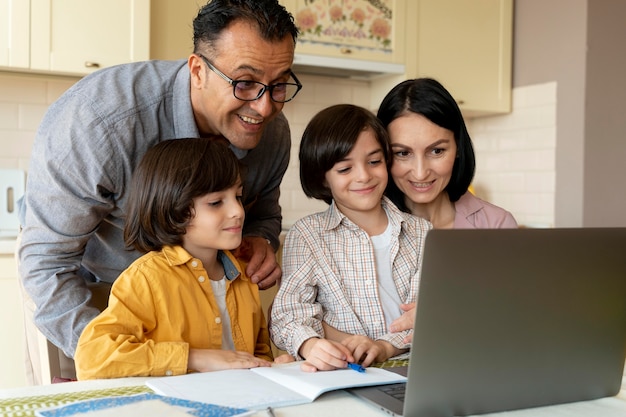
[17,60,290,357]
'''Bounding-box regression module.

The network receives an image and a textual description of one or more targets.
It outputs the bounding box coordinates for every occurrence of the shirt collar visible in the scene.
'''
[322,196,407,235]
[173,62,199,139]
[161,245,243,281]
[218,250,242,281]
[454,191,483,217]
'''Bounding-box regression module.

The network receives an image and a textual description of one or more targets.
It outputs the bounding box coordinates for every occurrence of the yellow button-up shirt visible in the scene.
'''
[75,245,272,380]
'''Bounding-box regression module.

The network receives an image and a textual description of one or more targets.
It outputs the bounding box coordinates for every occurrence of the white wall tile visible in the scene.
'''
[47,79,79,103]
[0,131,37,158]
[18,103,48,131]
[469,82,557,227]
[0,103,19,129]
[0,73,77,171]
[0,75,48,104]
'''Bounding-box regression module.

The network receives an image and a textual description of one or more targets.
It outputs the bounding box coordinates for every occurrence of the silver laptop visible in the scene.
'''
[350,228,626,417]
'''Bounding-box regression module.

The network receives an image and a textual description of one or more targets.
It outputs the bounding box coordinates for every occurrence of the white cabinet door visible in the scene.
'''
[0,0,30,69]
[0,254,26,389]
[415,0,513,117]
[30,0,150,75]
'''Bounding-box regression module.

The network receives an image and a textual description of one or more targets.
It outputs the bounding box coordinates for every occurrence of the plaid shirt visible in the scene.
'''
[270,197,432,359]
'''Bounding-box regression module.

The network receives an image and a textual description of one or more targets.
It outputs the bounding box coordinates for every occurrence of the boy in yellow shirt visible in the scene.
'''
[75,138,274,379]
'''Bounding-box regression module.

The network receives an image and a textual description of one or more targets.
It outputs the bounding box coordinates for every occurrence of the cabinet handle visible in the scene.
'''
[339,48,352,55]
[84,61,101,68]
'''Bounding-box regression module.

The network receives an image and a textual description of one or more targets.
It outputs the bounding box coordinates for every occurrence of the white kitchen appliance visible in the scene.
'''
[0,169,25,238]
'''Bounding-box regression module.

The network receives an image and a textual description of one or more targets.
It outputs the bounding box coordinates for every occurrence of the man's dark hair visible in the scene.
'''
[193,0,299,53]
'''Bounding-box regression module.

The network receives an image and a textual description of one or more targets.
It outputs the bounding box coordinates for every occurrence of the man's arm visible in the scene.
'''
[237,113,291,287]
[239,112,290,249]
[18,96,121,358]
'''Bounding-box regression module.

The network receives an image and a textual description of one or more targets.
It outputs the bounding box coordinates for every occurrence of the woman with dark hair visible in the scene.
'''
[378,77,517,229]
[377,78,517,335]
[75,138,277,379]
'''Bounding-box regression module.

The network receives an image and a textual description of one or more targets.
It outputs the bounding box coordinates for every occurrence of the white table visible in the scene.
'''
[1,376,625,417]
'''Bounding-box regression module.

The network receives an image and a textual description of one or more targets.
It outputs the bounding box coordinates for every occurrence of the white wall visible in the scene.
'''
[469,82,556,228]
[0,72,78,171]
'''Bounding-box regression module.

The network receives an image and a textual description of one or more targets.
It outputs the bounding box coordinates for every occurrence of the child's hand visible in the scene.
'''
[273,353,296,364]
[340,335,390,367]
[188,349,272,372]
[298,338,354,372]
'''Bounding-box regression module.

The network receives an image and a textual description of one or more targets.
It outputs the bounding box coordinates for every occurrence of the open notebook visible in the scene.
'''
[147,361,405,410]
[350,228,626,417]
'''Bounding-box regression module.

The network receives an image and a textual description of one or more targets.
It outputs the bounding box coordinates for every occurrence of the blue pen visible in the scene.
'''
[347,362,366,373]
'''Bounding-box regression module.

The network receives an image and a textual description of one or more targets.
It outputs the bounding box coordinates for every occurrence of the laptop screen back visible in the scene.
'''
[404,228,626,417]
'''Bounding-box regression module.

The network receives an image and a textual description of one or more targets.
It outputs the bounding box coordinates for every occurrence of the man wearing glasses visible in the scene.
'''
[17,0,300,384]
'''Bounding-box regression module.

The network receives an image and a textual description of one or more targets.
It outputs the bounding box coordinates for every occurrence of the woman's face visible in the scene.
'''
[387,112,457,208]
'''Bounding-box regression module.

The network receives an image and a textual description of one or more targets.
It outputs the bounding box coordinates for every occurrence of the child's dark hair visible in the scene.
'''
[299,104,391,205]
[124,138,242,253]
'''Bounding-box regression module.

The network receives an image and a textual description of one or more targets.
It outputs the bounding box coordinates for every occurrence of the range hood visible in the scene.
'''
[292,53,405,80]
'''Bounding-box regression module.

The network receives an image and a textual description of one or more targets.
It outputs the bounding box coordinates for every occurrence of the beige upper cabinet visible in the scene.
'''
[282,0,406,66]
[149,0,204,61]
[28,0,150,76]
[281,0,513,117]
[0,0,30,69]
[413,0,513,117]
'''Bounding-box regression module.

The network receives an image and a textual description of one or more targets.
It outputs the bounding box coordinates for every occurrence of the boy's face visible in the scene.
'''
[324,128,388,220]
[182,181,245,258]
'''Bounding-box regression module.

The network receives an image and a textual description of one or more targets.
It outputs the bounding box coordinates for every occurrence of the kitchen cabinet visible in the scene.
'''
[281,0,513,117]
[149,0,202,60]
[0,252,27,389]
[282,0,406,67]
[1,0,150,76]
[0,0,30,69]
[412,0,513,117]
[30,0,150,75]
[150,0,406,77]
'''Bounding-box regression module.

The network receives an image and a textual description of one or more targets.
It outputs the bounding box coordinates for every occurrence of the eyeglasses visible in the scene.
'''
[197,54,302,103]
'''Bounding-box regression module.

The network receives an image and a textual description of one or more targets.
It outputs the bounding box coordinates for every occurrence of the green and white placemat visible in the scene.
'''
[0,385,152,417]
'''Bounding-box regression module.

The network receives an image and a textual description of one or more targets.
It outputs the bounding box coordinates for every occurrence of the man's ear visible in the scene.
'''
[188,54,205,89]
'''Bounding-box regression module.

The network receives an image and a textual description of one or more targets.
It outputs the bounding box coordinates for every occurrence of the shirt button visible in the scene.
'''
[198,276,205,283]
[191,261,198,268]
[165,370,173,376]
[215,317,222,324]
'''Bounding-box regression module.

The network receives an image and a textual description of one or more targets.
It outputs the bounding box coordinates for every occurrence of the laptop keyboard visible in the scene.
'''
[380,383,406,401]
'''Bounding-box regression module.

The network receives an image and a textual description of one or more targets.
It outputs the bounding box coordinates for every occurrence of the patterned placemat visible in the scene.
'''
[371,358,409,369]
[0,385,152,417]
